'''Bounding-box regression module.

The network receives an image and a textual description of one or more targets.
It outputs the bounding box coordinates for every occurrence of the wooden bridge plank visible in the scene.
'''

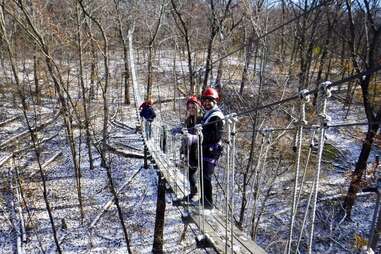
[187,209,266,254]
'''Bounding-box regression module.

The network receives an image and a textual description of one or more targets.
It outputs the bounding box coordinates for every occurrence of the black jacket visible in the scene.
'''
[140,106,156,122]
[185,116,202,168]
[201,107,224,159]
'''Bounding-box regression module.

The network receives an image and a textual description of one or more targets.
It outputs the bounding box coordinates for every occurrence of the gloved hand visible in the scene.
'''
[185,133,198,146]
[170,127,182,136]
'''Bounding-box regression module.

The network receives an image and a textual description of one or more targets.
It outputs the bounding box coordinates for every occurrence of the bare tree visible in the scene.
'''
[343,0,381,218]
[113,0,131,105]
[75,1,94,171]
[146,0,165,100]
[0,3,61,252]
[202,0,233,90]
[170,0,195,94]
[79,0,110,168]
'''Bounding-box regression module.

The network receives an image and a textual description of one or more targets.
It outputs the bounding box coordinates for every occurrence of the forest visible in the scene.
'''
[0,0,381,253]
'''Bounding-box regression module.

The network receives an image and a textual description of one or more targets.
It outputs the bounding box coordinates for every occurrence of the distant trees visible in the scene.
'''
[0,0,380,252]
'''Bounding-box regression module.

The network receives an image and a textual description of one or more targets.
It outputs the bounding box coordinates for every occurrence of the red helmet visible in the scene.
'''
[186,96,201,107]
[202,87,219,101]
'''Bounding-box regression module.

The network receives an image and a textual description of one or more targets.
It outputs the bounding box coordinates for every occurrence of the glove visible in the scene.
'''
[170,127,182,136]
[185,133,198,146]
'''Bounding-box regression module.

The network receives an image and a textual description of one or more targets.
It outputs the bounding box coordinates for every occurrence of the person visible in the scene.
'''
[139,99,156,138]
[187,87,224,210]
[182,96,203,201]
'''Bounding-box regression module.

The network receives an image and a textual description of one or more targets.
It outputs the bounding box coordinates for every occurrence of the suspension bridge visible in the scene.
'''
[127,19,381,252]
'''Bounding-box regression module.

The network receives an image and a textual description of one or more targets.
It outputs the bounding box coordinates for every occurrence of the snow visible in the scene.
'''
[1,49,381,254]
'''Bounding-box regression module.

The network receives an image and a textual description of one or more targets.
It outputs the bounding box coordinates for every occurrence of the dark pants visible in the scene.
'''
[189,167,197,197]
[200,160,215,209]
[145,121,152,139]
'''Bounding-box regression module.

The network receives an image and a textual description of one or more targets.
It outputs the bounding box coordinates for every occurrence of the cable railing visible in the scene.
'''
[128,23,381,253]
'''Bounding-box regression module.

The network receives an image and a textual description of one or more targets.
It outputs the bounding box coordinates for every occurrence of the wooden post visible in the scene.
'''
[162,126,167,154]
[144,145,148,169]
[153,171,166,253]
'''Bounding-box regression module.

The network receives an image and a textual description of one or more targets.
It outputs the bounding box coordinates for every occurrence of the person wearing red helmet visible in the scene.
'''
[139,98,156,139]
[183,96,203,201]
[186,87,224,211]
[171,96,203,204]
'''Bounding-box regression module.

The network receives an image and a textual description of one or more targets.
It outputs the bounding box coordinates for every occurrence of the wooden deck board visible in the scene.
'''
[188,209,266,254]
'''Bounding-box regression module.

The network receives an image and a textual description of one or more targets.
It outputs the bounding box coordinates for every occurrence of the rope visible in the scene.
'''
[308,82,332,253]
[294,130,316,252]
[287,90,310,253]
[225,118,231,253]
[230,116,238,252]
[234,120,381,134]
[250,131,272,239]
[196,125,205,233]
[183,128,191,213]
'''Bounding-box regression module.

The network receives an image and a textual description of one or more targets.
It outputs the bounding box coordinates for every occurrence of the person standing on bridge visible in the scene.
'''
[175,96,203,202]
[139,98,156,139]
[185,96,203,201]
[187,87,224,210]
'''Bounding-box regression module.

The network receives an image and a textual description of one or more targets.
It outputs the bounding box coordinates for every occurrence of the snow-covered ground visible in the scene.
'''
[1,50,380,253]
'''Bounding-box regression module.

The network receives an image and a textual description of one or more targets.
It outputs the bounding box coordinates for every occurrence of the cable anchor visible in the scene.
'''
[316,81,332,127]
[299,89,310,126]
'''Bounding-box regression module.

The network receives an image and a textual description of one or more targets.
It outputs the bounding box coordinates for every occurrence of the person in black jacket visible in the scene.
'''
[139,99,156,138]
[187,88,224,210]
[183,96,203,201]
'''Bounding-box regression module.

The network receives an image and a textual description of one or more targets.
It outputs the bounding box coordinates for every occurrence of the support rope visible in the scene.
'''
[308,82,332,253]
[287,90,310,253]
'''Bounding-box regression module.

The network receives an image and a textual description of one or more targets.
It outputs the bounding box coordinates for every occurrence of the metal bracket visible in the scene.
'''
[299,89,311,103]
[319,81,332,98]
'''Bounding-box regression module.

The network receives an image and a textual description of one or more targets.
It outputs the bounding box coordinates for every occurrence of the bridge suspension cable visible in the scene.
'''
[128,20,381,251]
[185,64,381,134]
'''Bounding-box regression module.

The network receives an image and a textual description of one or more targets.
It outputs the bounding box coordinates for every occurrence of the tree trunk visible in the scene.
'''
[33,54,40,105]
[76,3,94,172]
[153,172,166,253]
[105,163,132,253]
[0,6,61,251]
[203,31,216,90]
[147,45,154,100]
[344,123,380,218]
[240,29,254,95]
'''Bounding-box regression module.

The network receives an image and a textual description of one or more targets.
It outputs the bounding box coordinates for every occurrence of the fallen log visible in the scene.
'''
[29,151,62,178]
[89,167,142,229]
[0,154,12,167]
[13,133,59,156]
[0,111,60,149]
[106,144,144,158]
[0,116,20,128]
